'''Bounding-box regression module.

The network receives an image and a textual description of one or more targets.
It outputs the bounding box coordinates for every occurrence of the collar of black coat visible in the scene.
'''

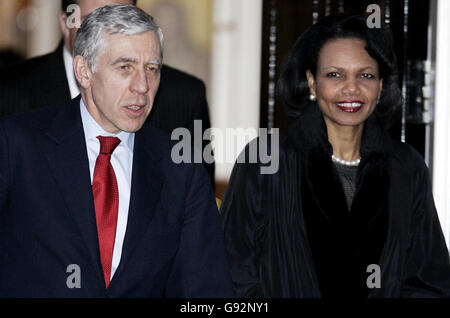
[284,104,391,298]
[285,103,394,158]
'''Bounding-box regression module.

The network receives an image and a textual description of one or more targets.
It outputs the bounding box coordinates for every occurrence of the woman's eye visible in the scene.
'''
[361,73,375,79]
[326,72,340,78]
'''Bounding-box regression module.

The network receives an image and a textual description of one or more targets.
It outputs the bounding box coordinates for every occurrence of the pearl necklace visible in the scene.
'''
[331,154,361,166]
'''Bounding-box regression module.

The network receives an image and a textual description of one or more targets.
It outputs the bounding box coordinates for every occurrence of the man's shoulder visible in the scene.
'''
[161,64,205,90]
[3,49,60,78]
[138,123,205,168]
[0,103,60,134]
[137,123,174,153]
[0,47,62,88]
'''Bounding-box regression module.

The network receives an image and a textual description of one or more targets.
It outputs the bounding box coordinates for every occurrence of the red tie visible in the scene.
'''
[92,136,121,288]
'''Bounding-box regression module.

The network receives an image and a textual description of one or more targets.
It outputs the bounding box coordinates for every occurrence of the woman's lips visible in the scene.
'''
[335,101,364,113]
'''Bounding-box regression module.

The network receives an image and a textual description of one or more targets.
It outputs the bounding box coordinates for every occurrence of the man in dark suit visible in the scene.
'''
[0,0,215,186]
[0,4,232,298]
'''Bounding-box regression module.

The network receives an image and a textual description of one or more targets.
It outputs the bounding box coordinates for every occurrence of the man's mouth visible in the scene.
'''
[127,105,144,111]
[125,104,147,115]
[335,101,364,113]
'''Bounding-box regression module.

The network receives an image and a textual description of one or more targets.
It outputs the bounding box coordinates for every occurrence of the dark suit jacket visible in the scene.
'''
[0,96,233,297]
[0,43,215,186]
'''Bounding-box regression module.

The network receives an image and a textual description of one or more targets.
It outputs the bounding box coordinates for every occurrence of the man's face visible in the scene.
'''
[62,0,133,54]
[76,31,162,134]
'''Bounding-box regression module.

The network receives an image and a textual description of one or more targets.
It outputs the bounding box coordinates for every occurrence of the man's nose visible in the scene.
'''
[130,69,150,94]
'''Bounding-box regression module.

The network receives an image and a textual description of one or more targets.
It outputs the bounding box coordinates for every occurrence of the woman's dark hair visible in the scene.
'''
[278,14,402,126]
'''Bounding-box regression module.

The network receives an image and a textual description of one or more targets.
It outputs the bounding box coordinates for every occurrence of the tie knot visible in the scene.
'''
[97,136,121,155]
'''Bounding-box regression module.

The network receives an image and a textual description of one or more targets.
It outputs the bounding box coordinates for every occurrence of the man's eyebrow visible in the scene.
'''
[111,57,162,67]
[147,60,162,66]
[111,57,138,65]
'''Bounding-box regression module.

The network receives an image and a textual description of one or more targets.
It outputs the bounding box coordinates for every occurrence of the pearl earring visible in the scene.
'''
[309,94,316,101]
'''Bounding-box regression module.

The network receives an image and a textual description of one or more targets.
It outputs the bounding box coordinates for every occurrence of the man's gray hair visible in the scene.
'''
[73,4,164,72]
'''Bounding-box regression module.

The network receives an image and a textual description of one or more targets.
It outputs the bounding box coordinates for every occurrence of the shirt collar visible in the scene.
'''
[62,45,81,99]
[80,98,134,153]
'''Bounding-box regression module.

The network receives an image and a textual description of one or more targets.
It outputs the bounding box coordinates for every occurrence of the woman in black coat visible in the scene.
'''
[220,14,450,298]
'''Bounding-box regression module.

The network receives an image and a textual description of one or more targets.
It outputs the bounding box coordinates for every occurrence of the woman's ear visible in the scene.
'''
[377,78,383,101]
[306,69,317,99]
[73,55,92,90]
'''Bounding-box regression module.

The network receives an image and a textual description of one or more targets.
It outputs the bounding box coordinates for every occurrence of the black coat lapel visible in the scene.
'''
[110,125,165,283]
[302,148,350,225]
[350,153,390,277]
[289,106,392,297]
[291,106,350,226]
[350,116,392,271]
[43,97,104,286]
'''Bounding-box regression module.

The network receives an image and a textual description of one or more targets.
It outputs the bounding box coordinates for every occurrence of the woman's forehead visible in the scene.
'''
[317,38,378,69]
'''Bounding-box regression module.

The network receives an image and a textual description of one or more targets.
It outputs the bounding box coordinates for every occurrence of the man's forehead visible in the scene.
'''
[101,32,162,62]
[104,31,160,47]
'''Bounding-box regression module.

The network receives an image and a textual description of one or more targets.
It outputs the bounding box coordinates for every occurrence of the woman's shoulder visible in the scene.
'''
[228,132,296,184]
[238,131,292,159]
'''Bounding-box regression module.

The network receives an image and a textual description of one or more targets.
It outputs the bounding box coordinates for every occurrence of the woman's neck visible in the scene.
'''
[325,119,364,161]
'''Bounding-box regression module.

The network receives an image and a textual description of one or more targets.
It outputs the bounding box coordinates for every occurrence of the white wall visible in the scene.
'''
[432,0,450,249]
[210,0,263,181]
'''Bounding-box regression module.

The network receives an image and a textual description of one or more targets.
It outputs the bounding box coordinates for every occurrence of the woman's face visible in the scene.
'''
[306,38,383,129]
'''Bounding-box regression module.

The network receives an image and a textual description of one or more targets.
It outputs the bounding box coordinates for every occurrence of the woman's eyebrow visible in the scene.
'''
[320,66,377,71]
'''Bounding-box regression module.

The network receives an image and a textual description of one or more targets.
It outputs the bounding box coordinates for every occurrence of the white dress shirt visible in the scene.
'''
[80,99,134,280]
[63,46,81,99]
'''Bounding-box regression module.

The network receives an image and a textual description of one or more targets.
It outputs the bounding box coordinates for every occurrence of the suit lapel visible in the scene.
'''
[43,97,104,286]
[110,125,165,284]
[44,102,167,289]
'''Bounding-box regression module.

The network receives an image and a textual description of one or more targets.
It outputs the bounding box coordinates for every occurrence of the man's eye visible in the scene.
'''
[120,65,130,71]
[146,66,159,73]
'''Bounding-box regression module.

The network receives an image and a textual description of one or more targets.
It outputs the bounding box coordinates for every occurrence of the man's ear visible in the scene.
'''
[73,55,92,89]
[305,69,317,98]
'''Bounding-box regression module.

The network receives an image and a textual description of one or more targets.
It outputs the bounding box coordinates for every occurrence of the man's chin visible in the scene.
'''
[119,121,146,133]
